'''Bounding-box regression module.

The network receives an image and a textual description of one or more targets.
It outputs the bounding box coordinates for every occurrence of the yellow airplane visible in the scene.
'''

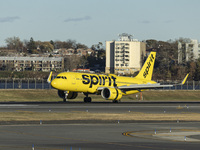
[47,52,189,103]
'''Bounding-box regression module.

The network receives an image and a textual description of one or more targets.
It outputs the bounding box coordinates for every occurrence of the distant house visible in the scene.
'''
[76,49,94,56]
[57,48,94,56]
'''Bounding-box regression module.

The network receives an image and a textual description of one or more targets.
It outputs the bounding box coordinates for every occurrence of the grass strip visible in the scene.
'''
[1,111,200,121]
[0,89,200,102]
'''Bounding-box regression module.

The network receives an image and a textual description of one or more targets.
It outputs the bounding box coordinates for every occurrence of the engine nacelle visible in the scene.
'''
[58,90,78,99]
[101,88,122,100]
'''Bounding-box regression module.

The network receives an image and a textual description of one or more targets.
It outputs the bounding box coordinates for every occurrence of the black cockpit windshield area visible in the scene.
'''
[56,76,67,79]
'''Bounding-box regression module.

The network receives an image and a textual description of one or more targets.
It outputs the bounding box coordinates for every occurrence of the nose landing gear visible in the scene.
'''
[83,93,92,103]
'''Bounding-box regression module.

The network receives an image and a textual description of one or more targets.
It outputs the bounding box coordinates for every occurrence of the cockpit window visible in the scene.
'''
[56,76,67,79]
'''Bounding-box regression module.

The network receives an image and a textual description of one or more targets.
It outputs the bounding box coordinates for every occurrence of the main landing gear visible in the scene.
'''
[112,100,119,103]
[83,93,92,103]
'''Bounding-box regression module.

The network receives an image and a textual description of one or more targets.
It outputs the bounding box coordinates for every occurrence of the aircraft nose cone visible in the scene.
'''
[51,80,57,89]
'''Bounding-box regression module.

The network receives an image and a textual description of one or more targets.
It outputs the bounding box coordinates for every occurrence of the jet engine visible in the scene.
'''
[101,88,122,100]
[58,90,78,99]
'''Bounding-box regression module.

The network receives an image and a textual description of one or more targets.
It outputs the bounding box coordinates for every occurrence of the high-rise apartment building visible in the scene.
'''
[105,33,146,74]
[178,39,200,64]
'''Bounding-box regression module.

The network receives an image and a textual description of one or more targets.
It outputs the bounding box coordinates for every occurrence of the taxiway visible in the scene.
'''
[0,102,200,150]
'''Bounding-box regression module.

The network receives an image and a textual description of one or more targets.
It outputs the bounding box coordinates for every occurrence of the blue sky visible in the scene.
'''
[1,0,200,47]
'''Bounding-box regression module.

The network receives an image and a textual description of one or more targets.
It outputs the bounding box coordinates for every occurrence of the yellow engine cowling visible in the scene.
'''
[101,88,122,100]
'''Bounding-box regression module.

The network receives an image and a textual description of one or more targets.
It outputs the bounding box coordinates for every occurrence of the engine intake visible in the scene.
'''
[101,88,122,100]
[58,90,78,99]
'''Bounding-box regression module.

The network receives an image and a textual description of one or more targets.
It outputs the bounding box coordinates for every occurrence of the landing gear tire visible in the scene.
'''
[113,100,119,103]
[84,97,92,103]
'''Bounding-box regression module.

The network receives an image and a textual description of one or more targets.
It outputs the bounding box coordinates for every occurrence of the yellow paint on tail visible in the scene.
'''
[47,71,52,83]
[135,52,156,81]
[181,73,189,85]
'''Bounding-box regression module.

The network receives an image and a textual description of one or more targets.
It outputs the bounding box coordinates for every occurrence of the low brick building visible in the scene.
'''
[0,57,64,71]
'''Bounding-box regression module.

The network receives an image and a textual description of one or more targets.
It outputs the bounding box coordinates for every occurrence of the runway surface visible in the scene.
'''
[0,102,199,114]
[1,123,200,150]
[0,102,200,150]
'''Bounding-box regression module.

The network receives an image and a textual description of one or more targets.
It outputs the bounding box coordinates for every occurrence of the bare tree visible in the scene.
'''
[64,55,80,71]
[5,36,23,51]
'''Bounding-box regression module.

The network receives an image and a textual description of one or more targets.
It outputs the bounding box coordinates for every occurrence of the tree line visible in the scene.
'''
[1,37,105,75]
[146,38,200,81]
[1,36,200,81]
[3,37,91,54]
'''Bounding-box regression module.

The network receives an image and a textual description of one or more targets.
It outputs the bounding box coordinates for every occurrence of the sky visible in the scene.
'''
[1,0,200,47]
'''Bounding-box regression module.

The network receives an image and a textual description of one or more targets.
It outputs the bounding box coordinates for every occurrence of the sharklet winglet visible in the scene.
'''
[47,71,52,83]
[181,73,189,85]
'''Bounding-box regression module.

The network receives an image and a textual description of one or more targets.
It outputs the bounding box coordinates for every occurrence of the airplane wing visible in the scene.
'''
[97,73,189,91]
[117,83,173,90]
[97,83,173,91]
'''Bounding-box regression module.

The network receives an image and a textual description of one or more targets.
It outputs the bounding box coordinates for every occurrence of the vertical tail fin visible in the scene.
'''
[135,52,156,80]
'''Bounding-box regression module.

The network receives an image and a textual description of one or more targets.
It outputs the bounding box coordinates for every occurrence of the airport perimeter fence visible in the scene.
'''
[0,79,200,90]
[0,79,52,89]
[157,80,200,90]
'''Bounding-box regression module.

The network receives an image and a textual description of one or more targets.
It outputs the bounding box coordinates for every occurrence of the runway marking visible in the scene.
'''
[176,105,184,109]
[123,129,200,142]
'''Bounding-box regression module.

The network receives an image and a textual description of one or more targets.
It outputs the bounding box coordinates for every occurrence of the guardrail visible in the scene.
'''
[0,79,199,90]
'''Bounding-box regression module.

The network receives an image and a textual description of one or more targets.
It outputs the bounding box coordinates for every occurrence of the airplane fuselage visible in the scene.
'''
[51,72,156,95]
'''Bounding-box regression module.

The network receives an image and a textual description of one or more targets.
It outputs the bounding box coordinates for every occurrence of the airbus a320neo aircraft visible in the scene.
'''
[47,52,189,103]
